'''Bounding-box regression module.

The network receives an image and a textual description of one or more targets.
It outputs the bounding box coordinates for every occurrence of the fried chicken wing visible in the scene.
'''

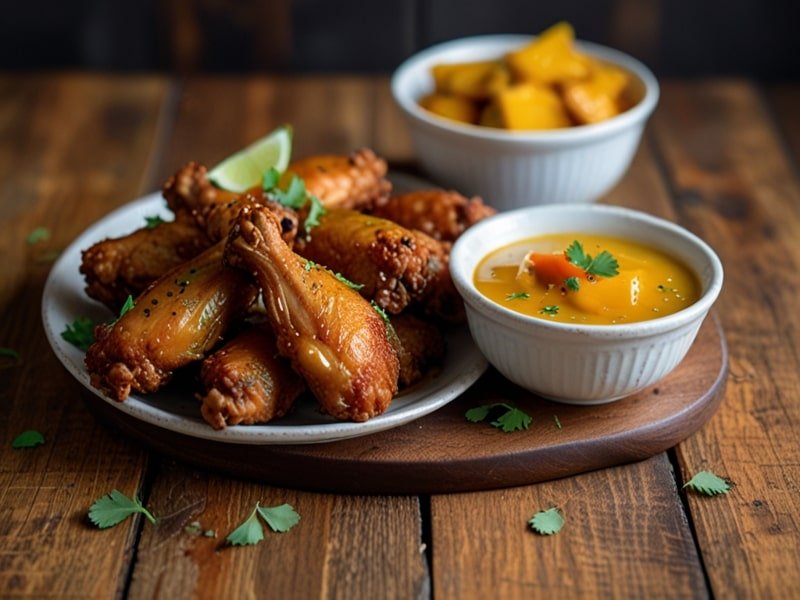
[225,206,399,421]
[162,161,246,215]
[198,326,305,429]
[282,148,391,211]
[80,217,213,311]
[200,194,299,246]
[369,189,496,243]
[85,243,258,401]
[294,210,464,321]
[390,314,446,388]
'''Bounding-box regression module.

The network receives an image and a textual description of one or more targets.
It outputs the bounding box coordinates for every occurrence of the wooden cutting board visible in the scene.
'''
[86,316,727,494]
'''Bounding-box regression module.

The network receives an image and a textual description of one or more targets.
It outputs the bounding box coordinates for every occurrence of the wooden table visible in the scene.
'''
[1,74,798,598]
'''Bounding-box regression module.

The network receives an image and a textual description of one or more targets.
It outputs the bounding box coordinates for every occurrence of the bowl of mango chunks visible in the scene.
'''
[391,23,659,210]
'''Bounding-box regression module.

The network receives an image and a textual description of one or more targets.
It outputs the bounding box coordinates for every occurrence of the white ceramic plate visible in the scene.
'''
[41,182,487,445]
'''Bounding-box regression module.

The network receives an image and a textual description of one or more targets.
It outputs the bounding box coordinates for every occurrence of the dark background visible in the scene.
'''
[1,0,798,79]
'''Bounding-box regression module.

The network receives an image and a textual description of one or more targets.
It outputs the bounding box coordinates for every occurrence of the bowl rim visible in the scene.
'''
[391,33,660,145]
[449,204,724,337]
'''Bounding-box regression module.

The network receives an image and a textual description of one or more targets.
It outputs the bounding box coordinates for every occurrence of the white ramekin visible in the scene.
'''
[449,204,724,404]
[391,35,659,210]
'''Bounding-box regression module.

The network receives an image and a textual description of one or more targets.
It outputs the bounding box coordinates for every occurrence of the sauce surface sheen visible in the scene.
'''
[474,233,701,324]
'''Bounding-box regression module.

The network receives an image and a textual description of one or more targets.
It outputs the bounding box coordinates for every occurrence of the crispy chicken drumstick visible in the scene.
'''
[225,206,399,421]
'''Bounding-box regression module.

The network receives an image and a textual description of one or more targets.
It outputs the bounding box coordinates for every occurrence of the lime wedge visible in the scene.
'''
[208,126,293,192]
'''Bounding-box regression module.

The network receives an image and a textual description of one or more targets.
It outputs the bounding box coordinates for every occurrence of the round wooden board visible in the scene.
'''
[85,316,727,494]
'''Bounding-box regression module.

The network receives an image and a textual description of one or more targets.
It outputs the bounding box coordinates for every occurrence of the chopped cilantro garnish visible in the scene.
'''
[144,215,166,229]
[540,305,559,316]
[565,240,619,278]
[61,317,95,351]
[564,276,581,292]
[505,291,530,301]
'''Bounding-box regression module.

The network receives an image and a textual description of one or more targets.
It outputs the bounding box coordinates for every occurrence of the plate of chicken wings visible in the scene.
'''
[42,148,495,444]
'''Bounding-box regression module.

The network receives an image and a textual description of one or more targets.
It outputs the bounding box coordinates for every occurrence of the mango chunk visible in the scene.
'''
[562,65,631,124]
[495,83,572,130]
[433,61,510,100]
[506,22,591,85]
[419,93,480,124]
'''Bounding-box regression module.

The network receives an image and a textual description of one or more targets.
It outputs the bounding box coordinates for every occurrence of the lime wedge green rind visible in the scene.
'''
[208,126,293,192]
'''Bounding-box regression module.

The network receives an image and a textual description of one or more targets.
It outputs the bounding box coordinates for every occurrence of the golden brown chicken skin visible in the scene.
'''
[281,148,391,211]
[294,210,464,321]
[225,206,399,422]
[198,326,305,429]
[369,190,496,244]
[80,217,213,312]
[85,243,258,401]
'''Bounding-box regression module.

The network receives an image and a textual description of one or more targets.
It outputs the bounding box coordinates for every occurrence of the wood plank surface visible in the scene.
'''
[125,76,428,598]
[432,455,707,599]
[0,74,167,596]
[652,80,800,597]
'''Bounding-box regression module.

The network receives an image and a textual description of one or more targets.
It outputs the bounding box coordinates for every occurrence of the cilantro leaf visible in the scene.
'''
[370,300,391,326]
[0,347,21,363]
[11,430,44,449]
[565,240,591,270]
[540,305,559,316]
[587,250,619,278]
[256,503,301,533]
[465,403,532,432]
[553,415,562,430]
[144,215,165,229]
[109,295,135,326]
[565,240,619,278]
[304,195,327,231]
[491,407,532,432]
[226,505,265,546]
[529,507,564,535]
[505,291,530,301]
[304,260,317,272]
[272,175,308,210]
[683,471,732,496]
[465,405,492,423]
[184,521,202,535]
[334,272,364,290]
[88,489,156,528]
[61,317,95,351]
[26,227,50,245]
[262,167,280,191]
[564,276,580,292]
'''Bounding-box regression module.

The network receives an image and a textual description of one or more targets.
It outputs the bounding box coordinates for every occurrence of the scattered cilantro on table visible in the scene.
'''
[12,430,44,449]
[529,507,565,535]
[88,490,156,529]
[0,347,21,364]
[26,227,50,245]
[226,502,300,546]
[683,471,732,496]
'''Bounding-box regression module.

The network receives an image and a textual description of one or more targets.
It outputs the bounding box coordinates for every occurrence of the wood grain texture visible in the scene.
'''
[153,76,378,186]
[0,74,167,596]
[82,317,726,494]
[431,455,707,599]
[127,462,427,599]
[652,80,800,597]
